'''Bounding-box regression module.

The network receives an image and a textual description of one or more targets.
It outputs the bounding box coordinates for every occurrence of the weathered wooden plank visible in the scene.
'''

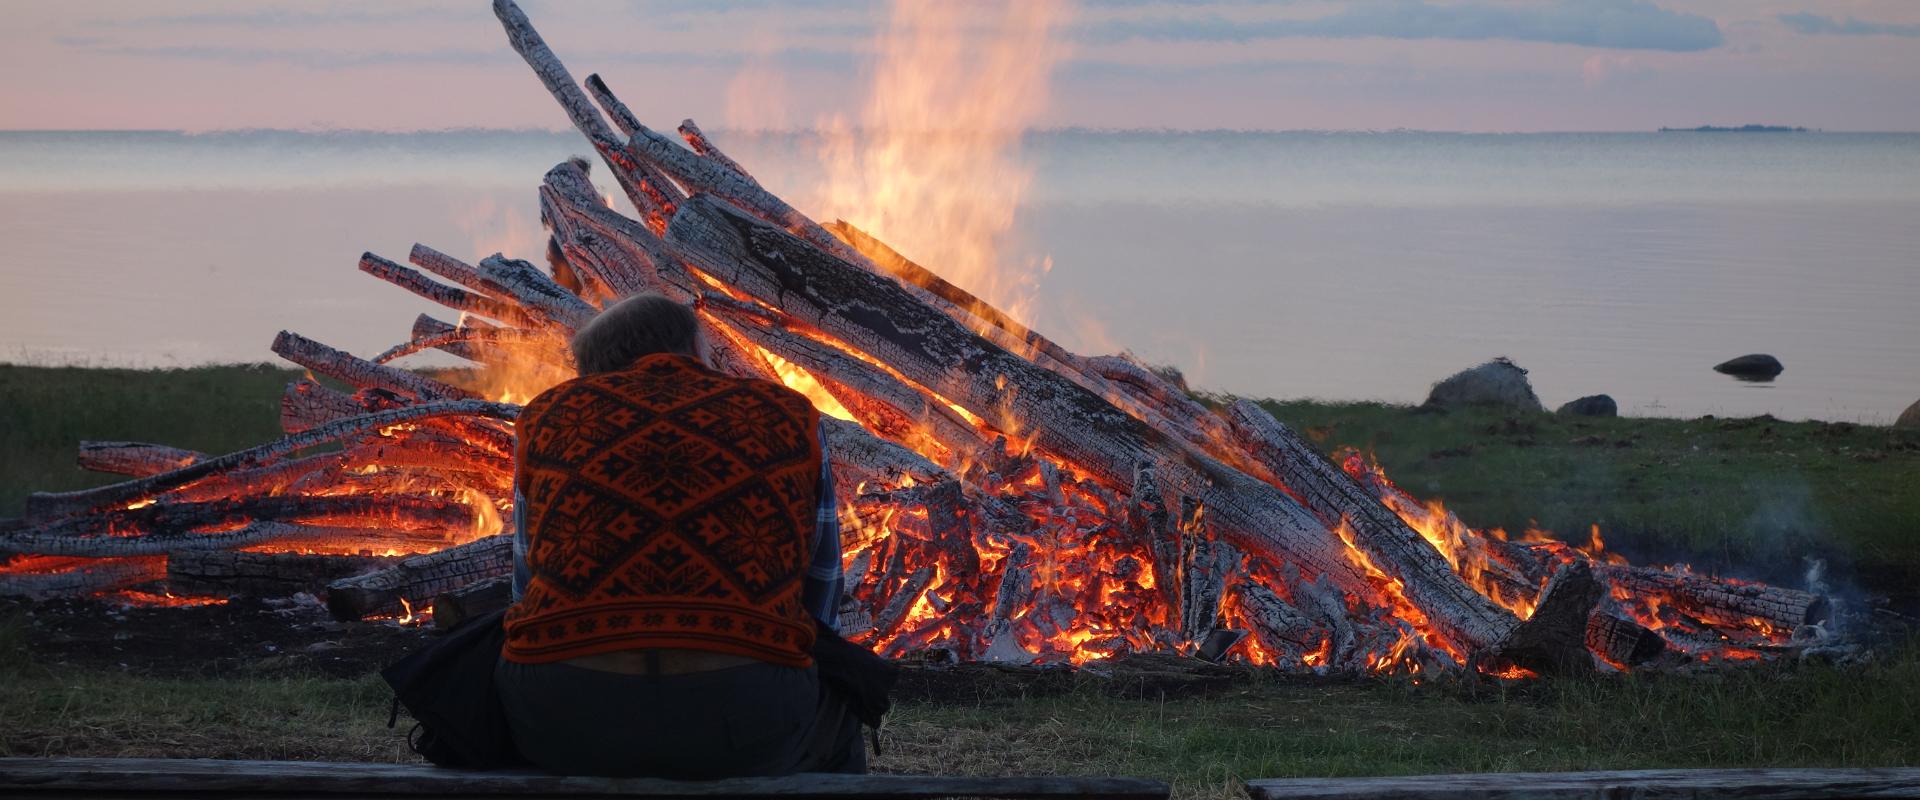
[1245,767,1920,800]
[0,757,1174,799]
[272,331,478,402]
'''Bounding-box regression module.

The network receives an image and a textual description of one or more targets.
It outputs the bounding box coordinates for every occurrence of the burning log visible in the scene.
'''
[1234,580,1328,665]
[1498,561,1604,673]
[167,550,396,598]
[0,556,166,599]
[431,575,512,629]
[2,496,477,558]
[74,442,206,477]
[667,192,1575,663]
[1599,564,1828,632]
[272,332,477,402]
[280,378,369,434]
[325,535,513,620]
[23,400,517,517]
[1586,610,1668,668]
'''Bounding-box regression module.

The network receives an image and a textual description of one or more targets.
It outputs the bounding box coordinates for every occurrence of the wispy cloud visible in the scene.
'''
[1083,0,1724,52]
[90,7,478,29]
[1778,12,1920,37]
[54,36,854,72]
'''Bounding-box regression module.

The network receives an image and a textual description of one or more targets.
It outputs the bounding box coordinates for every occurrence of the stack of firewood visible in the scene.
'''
[0,0,1833,675]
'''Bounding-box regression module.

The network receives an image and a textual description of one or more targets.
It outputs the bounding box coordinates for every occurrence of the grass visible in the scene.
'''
[1259,400,1920,591]
[0,364,300,517]
[2,641,1916,798]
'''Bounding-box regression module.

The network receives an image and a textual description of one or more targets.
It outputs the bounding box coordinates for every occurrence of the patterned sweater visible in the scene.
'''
[503,353,824,667]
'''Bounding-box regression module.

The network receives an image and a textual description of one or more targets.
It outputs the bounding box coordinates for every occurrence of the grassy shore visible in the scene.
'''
[3,364,1918,796]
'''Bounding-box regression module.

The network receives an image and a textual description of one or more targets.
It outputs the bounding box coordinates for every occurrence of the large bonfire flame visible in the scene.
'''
[0,1,1835,676]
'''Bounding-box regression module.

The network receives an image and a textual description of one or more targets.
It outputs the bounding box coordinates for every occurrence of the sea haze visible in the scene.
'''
[2,129,1916,423]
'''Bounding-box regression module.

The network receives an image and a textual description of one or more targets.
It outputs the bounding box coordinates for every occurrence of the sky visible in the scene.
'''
[2,0,1918,133]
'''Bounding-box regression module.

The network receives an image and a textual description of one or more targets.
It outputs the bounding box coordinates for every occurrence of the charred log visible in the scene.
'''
[167,550,396,598]
[326,534,514,620]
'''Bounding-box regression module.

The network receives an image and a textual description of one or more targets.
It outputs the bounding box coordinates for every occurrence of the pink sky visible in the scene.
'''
[3,0,1918,132]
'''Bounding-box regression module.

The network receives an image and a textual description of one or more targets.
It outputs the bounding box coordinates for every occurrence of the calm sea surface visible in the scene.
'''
[2,130,1916,422]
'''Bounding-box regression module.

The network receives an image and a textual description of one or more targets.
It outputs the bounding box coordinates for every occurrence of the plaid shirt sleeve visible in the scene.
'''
[801,419,844,631]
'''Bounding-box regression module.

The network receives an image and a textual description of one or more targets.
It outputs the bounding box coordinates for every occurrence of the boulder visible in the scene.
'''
[1898,398,1920,429]
[1557,394,1618,417]
[1423,357,1544,412]
[1713,354,1784,379]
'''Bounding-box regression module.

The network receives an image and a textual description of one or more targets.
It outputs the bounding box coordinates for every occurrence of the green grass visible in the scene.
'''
[3,642,1916,799]
[0,364,300,517]
[1260,400,1920,590]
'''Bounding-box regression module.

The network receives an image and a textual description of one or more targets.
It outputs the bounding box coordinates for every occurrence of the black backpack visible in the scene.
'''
[379,609,523,769]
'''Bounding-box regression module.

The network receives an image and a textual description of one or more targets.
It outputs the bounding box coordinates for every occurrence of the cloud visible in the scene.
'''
[1084,0,1724,52]
[54,35,854,72]
[91,7,478,29]
[1778,12,1920,37]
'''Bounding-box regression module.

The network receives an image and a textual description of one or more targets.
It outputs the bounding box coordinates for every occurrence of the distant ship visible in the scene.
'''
[1659,124,1812,133]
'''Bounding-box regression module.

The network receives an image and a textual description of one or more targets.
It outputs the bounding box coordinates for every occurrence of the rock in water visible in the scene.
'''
[1898,398,1920,429]
[1714,354,1784,380]
[1424,358,1544,412]
[1557,394,1618,417]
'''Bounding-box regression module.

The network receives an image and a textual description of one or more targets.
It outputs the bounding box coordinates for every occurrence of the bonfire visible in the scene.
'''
[0,0,1837,677]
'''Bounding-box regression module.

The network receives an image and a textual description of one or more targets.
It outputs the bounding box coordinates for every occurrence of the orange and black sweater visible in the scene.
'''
[503,353,833,668]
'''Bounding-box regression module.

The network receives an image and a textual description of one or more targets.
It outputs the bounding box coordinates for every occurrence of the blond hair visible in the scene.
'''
[570,294,700,375]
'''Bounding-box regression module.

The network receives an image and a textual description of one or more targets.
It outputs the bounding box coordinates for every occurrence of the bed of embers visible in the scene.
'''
[0,0,1870,681]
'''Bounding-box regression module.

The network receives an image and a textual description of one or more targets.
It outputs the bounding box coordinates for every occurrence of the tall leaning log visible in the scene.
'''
[665,193,1534,657]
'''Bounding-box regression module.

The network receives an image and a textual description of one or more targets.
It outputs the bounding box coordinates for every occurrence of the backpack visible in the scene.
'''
[379,609,523,769]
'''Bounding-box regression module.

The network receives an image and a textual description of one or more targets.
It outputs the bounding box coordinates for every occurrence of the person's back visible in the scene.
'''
[495,294,860,778]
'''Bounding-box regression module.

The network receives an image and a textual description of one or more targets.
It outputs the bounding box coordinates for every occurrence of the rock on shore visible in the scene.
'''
[1557,394,1618,417]
[1424,358,1544,412]
[1714,353,1784,379]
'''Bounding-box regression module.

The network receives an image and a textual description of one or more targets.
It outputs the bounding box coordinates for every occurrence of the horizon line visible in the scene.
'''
[3,125,1913,136]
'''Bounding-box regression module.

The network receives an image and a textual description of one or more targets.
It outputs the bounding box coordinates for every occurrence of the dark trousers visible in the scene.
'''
[495,658,866,779]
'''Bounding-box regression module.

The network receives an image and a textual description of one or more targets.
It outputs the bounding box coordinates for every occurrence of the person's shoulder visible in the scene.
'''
[518,374,600,416]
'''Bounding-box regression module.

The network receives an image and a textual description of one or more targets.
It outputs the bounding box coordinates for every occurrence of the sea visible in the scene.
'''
[2,129,1916,423]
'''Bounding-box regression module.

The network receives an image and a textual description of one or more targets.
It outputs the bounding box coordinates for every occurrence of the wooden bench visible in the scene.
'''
[1245,767,1920,799]
[0,757,1169,799]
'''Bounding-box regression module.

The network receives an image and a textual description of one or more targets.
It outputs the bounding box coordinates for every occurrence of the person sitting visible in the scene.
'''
[495,293,864,778]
